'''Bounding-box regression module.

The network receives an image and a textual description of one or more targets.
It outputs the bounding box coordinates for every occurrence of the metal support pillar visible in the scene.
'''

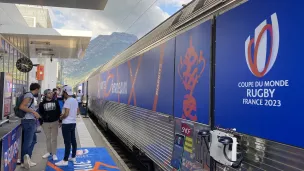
[209,15,217,171]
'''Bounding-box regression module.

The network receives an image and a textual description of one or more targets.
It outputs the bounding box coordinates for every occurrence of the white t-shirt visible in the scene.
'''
[62,97,78,124]
[76,93,83,103]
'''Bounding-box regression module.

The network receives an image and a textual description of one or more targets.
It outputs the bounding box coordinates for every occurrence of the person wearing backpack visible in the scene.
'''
[39,89,61,161]
[18,83,41,169]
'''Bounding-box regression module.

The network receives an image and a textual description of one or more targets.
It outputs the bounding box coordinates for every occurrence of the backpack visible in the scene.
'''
[14,92,34,118]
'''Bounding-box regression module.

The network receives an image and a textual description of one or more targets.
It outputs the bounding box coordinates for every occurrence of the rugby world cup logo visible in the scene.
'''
[245,13,279,77]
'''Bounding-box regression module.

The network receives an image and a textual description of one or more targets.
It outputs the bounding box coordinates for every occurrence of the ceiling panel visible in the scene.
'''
[0,0,108,10]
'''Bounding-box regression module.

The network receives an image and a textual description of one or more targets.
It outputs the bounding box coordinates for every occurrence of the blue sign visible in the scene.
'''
[215,0,304,147]
[2,124,22,171]
[46,147,119,171]
[174,21,211,124]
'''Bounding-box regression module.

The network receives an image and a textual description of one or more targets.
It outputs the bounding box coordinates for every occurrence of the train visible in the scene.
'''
[76,0,304,170]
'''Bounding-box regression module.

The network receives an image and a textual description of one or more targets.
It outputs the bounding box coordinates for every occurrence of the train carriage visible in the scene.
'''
[81,0,304,170]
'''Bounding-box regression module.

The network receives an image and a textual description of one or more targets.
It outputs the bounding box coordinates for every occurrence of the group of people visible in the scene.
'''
[19,83,83,169]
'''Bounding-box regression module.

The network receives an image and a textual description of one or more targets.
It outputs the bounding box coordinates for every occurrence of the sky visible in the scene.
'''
[47,0,192,39]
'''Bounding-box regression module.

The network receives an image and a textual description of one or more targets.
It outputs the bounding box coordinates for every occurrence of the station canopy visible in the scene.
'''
[0,0,108,10]
[0,25,92,59]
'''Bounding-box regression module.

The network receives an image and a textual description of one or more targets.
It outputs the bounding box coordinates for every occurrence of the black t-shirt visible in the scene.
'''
[38,99,61,122]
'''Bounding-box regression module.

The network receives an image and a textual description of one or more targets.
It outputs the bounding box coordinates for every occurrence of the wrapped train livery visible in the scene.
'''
[76,0,304,170]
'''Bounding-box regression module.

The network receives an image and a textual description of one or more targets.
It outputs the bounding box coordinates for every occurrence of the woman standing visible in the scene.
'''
[39,89,61,161]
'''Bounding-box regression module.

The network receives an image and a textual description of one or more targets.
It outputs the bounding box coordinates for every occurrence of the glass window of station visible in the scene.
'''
[0,35,29,100]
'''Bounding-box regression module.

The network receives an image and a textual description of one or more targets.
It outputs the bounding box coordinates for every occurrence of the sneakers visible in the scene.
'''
[55,160,68,166]
[23,154,30,169]
[54,157,76,166]
[53,155,58,161]
[68,157,76,163]
[30,161,37,167]
[42,153,58,161]
[21,155,36,169]
[42,153,51,159]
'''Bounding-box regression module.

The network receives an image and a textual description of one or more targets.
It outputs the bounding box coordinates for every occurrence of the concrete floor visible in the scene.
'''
[15,117,127,171]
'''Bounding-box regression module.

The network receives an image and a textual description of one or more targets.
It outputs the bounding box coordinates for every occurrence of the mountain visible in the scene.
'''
[62,32,138,85]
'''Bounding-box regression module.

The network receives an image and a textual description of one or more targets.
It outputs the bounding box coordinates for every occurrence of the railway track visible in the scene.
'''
[89,112,155,171]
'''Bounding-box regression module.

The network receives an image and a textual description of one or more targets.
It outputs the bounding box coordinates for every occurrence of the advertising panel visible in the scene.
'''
[4,74,12,117]
[1,124,21,171]
[97,39,175,115]
[171,119,209,171]
[174,21,211,124]
[215,0,304,147]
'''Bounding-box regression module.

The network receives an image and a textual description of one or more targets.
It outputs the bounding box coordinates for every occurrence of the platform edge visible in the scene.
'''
[87,117,131,171]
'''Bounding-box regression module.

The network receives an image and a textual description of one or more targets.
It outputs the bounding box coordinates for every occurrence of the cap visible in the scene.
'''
[63,85,73,96]
[43,89,51,95]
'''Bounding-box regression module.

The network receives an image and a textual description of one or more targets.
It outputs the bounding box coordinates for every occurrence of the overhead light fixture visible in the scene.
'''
[35,48,53,51]
[30,41,50,45]
[41,53,55,56]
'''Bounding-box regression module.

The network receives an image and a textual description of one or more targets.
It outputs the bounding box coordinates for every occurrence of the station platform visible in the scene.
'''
[15,116,129,171]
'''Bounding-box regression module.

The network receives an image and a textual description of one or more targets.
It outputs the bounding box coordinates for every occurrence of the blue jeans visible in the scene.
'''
[62,124,77,161]
[21,119,37,163]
